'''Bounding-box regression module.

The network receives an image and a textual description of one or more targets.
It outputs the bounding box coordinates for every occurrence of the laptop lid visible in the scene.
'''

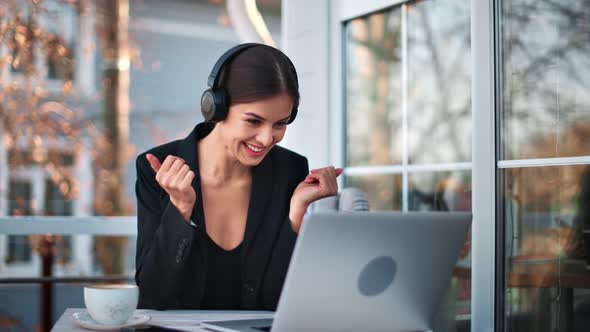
[270,211,471,332]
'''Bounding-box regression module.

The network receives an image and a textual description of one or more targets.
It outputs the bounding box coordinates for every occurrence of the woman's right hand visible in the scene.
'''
[146,154,196,222]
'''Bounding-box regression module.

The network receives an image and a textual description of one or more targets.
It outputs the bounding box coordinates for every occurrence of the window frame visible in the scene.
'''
[340,2,473,211]
[332,1,495,331]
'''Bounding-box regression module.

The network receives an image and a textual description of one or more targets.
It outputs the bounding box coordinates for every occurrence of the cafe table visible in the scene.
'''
[52,308,274,332]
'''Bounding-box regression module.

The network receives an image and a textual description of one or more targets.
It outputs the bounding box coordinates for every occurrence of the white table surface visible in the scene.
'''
[52,308,274,332]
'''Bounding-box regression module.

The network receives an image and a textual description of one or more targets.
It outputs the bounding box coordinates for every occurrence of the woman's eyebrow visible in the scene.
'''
[244,112,290,122]
[244,112,265,120]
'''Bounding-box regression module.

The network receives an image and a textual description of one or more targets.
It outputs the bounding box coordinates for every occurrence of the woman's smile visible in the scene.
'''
[243,142,267,157]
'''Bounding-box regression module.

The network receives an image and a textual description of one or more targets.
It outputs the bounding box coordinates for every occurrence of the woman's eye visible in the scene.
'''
[275,122,288,128]
[246,119,261,125]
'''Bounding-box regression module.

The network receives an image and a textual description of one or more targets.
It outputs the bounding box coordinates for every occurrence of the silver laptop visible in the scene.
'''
[201,211,471,332]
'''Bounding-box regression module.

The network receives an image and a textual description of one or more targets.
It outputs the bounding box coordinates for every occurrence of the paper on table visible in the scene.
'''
[140,310,274,332]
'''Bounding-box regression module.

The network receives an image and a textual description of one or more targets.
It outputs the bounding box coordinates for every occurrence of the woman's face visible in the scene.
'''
[218,93,293,167]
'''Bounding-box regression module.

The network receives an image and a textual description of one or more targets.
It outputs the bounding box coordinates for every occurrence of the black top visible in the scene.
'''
[200,236,243,309]
[135,122,309,310]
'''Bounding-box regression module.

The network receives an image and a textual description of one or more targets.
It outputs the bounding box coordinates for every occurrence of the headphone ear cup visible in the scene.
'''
[201,89,216,122]
[211,89,228,122]
[201,88,229,122]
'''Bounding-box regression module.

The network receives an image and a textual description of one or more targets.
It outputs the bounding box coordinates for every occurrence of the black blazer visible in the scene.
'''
[134,122,309,310]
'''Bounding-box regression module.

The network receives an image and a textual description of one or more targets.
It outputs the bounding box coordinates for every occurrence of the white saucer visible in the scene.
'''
[71,310,150,331]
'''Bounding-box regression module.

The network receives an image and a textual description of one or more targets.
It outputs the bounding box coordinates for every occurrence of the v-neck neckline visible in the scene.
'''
[176,122,275,258]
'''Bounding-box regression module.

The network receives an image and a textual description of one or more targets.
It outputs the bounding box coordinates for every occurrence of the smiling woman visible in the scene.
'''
[216,94,293,164]
[134,43,342,311]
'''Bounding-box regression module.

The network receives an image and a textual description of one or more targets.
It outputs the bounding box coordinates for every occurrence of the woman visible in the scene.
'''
[134,43,342,310]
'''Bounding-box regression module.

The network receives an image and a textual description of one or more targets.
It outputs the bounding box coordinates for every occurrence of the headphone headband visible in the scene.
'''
[201,43,299,124]
[207,43,259,89]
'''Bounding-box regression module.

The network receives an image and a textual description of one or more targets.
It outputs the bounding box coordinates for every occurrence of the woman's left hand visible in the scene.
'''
[289,166,343,233]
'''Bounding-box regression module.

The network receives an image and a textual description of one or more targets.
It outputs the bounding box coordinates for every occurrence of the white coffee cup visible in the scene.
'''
[83,284,139,325]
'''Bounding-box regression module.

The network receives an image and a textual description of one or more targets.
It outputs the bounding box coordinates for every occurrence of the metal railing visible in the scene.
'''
[0,216,137,235]
[0,216,138,332]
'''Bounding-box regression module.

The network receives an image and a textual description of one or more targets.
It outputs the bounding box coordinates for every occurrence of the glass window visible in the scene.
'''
[343,2,471,330]
[501,165,590,331]
[347,174,403,211]
[408,170,472,331]
[499,1,590,331]
[344,9,403,167]
[7,180,33,264]
[500,0,590,160]
[6,236,32,264]
[408,171,471,212]
[43,0,77,81]
[407,0,471,164]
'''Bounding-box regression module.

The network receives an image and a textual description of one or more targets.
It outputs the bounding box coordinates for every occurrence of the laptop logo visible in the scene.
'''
[358,256,397,297]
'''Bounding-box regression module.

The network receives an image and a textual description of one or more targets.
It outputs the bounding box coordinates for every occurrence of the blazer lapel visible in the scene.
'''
[242,151,274,256]
[176,123,215,254]
[176,122,274,258]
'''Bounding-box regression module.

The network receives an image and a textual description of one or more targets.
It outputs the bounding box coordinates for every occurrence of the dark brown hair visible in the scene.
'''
[219,45,299,113]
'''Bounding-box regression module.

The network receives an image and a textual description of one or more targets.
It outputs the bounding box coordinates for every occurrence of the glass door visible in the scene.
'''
[497,0,590,331]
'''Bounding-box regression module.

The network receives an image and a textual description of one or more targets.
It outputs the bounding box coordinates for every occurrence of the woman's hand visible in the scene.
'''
[146,154,196,222]
[289,166,343,233]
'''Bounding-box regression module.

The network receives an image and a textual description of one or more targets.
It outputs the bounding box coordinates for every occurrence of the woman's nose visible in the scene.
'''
[257,126,274,146]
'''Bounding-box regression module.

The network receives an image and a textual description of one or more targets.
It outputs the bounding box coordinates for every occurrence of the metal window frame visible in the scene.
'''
[472,0,496,331]
[493,0,505,330]
[401,3,409,212]
[337,0,407,22]
[498,156,590,169]
[344,162,472,176]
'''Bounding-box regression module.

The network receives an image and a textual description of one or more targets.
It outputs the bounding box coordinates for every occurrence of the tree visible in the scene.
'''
[0,1,133,330]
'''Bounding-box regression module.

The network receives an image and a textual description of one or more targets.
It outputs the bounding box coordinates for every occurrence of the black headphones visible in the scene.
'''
[200,43,299,123]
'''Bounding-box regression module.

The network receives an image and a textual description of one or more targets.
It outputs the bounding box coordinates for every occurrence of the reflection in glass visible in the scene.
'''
[500,0,590,160]
[346,174,402,211]
[343,2,473,330]
[502,165,590,331]
[408,171,471,212]
[344,8,403,167]
[407,0,471,164]
[408,171,472,331]
[499,1,590,330]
